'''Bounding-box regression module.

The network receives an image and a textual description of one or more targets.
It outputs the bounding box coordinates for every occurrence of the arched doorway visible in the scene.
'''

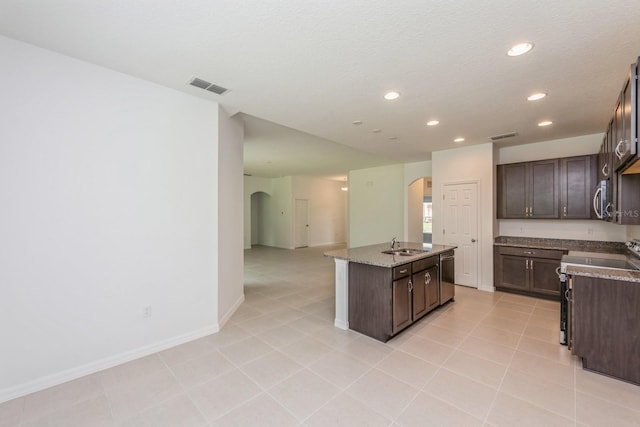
[250,191,272,247]
[408,177,432,245]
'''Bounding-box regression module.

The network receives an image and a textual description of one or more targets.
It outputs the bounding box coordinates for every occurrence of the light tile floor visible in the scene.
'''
[3,244,640,426]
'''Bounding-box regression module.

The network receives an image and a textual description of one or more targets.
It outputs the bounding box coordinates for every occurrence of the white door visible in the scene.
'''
[442,182,479,288]
[294,199,309,248]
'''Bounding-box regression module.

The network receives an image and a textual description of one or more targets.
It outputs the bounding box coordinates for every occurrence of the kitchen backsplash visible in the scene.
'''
[498,219,627,242]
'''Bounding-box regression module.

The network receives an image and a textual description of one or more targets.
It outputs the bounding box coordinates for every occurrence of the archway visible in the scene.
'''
[408,177,432,244]
[250,191,272,247]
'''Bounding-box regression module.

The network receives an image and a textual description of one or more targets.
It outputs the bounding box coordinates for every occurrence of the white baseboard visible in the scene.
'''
[218,294,245,329]
[0,323,220,404]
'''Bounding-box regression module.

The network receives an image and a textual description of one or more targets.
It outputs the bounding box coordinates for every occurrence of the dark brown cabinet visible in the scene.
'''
[498,155,596,220]
[350,256,440,342]
[594,59,640,225]
[392,270,412,334]
[497,159,559,219]
[571,275,640,385]
[560,155,597,219]
[494,246,567,299]
[412,263,439,319]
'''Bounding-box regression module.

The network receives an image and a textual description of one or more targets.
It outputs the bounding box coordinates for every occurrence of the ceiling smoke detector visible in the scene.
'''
[188,77,229,95]
[489,132,518,141]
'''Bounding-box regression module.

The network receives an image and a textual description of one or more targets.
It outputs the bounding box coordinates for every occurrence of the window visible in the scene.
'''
[423,196,432,243]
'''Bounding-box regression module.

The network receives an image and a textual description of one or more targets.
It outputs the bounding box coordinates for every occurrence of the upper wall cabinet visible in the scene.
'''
[560,155,598,219]
[497,159,559,219]
[497,155,597,220]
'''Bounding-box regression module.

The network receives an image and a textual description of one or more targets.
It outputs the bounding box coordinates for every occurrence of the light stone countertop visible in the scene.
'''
[565,265,640,283]
[324,241,456,268]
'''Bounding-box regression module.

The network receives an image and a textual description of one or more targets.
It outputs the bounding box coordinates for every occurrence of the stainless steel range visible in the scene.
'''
[558,240,640,346]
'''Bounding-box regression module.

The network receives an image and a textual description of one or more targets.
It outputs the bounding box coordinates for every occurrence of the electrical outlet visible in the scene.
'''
[143,305,152,318]
[587,228,594,235]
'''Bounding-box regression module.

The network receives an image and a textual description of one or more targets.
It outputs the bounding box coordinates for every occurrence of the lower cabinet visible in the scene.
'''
[494,245,567,299]
[350,256,440,342]
[571,275,640,385]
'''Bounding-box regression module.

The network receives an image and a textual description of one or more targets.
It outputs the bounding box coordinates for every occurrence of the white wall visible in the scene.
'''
[270,177,294,248]
[244,175,347,249]
[496,133,626,242]
[497,133,602,164]
[292,176,347,246]
[432,143,495,291]
[0,36,230,402]
[349,164,405,248]
[408,179,425,243]
[217,108,245,326]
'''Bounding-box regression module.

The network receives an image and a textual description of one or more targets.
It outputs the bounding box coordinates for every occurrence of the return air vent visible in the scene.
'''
[188,77,229,95]
[490,132,518,141]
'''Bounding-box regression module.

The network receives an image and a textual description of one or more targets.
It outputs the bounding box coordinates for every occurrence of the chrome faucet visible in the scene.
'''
[391,237,398,249]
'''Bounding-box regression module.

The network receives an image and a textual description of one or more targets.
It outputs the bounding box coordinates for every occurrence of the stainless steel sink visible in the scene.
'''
[381,248,427,256]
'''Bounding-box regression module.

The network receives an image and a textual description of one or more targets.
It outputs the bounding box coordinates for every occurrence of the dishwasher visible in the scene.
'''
[439,251,455,304]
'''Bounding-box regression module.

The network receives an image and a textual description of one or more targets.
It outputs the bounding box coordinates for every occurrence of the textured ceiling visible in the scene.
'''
[1,0,639,178]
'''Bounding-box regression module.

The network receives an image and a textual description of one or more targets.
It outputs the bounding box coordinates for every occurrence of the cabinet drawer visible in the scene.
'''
[498,246,564,260]
[412,256,439,272]
[392,264,411,280]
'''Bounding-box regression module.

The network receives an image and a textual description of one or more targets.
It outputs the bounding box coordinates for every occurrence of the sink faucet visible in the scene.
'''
[391,237,398,249]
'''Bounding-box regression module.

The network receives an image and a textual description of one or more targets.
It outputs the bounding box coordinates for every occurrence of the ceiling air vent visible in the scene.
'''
[490,132,518,142]
[188,77,229,95]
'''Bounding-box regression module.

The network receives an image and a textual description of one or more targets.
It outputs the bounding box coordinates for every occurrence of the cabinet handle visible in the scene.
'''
[530,260,534,269]
[425,272,430,285]
[525,207,529,217]
[615,140,626,159]
[563,206,567,216]
[399,269,408,274]
[530,207,533,216]
[525,259,528,269]
[523,250,535,255]
[593,187,603,219]
[408,280,413,292]
[602,163,609,177]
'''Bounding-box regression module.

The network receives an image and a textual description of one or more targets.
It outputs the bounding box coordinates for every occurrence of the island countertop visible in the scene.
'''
[324,241,457,267]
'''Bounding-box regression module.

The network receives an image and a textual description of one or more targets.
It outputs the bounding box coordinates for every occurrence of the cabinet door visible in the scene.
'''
[425,265,440,313]
[412,266,439,320]
[529,159,559,218]
[499,255,529,291]
[392,277,412,334]
[612,96,624,171]
[499,163,527,218]
[560,156,595,219]
[599,130,610,181]
[529,257,561,297]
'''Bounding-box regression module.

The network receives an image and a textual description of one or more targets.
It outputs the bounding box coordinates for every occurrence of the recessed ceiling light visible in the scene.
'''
[538,120,553,127]
[352,120,363,125]
[507,42,534,57]
[372,129,382,133]
[384,91,400,100]
[527,92,547,101]
[454,137,465,143]
[426,120,439,126]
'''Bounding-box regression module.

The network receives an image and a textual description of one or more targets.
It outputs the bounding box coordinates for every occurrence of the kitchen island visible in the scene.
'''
[325,241,456,342]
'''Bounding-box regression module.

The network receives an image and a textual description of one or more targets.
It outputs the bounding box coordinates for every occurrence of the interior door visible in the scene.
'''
[294,199,309,248]
[442,182,479,288]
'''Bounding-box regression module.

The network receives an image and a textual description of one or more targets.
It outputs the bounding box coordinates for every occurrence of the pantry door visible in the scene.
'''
[442,182,479,288]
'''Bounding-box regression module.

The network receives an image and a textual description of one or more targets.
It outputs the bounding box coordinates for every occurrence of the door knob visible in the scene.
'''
[471,238,476,243]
